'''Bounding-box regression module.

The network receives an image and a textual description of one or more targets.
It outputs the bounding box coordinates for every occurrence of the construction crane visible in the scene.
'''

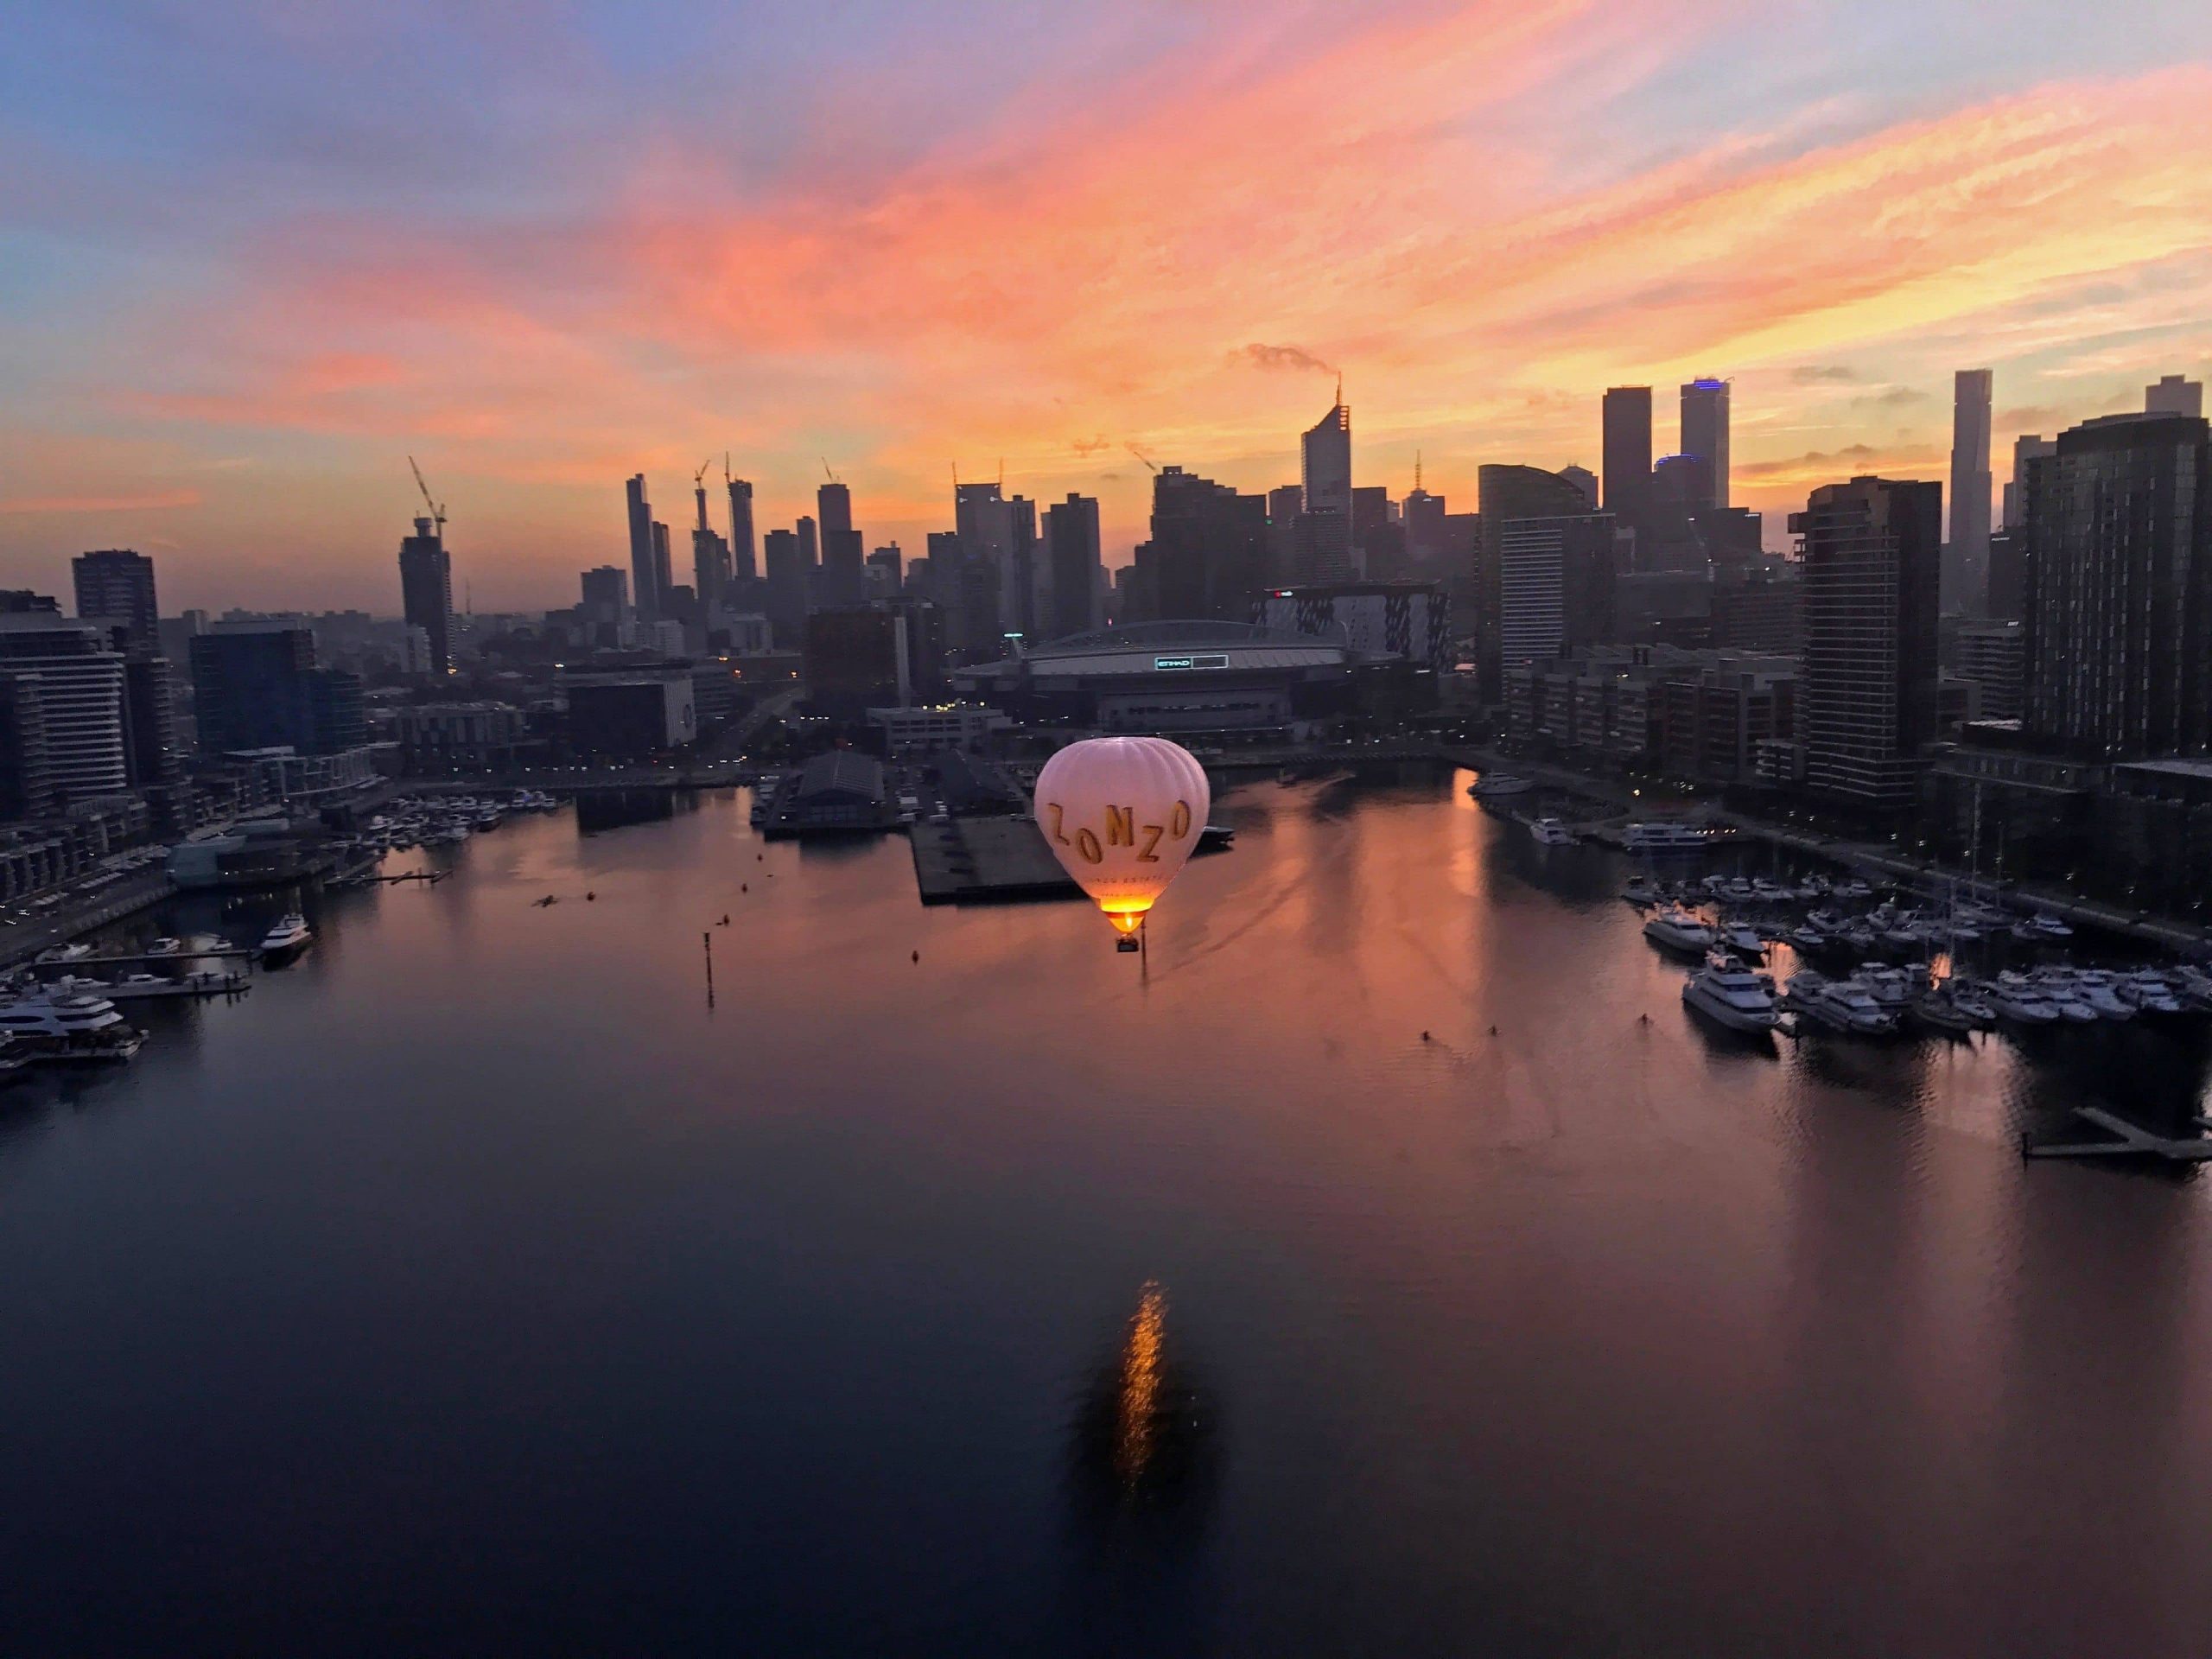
[1126,443,1159,474]
[694,459,713,532]
[821,457,840,484]
[407,456,446,534]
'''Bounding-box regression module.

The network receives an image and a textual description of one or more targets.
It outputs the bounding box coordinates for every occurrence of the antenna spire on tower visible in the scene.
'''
[1415,450,1423,492]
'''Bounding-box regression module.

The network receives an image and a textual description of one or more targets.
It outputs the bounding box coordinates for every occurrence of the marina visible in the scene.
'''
[9,773,2212,1654]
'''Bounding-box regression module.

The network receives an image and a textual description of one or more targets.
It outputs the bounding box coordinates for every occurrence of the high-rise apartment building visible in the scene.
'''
[1498,514,1618,670]
[1680,378,1731,510]
[1131,467,1268,623]
[1789,476,1942,811]
[189,625,365,757]
[2021,412,2212,760]
[625,474,658,621]
[1602,387,1654,532]
[397,517,454,676]
[2003,434,2055,529]
[1297,393,1353,581]
[0,671,54,820]
[1477,465,1594,699]
[1043,493,1103,639]
[2145,374,2204,418]
[0,617,130,803]
[1955,620,2025,722]
[72,550,159,652]
[1948,368,1993,613]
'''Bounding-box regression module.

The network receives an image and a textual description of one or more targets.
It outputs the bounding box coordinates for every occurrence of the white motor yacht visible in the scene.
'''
[259,912,313,957]
[1683,960,1782,1033]
[1721,925,1767,959]
[1470,773,1534,800]
[1788,973,1897,1036]
[1526,817,1579,845]
[1643,906,1717,955]
[0,989,143,1058]
[1624,821,1711,853]
[1987,973,2062,1025]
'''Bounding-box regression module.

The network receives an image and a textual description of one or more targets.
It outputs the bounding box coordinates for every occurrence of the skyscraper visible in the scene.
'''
[763,529,808,645]
[1789,476,1942,811]
[2021,411,2212,760]
[1298,391,1353,581]
[2145,374,2204,418]
[650,522,674,613]
[727,476,757,583]
[1602,387,1654,531]
[397,516,454,676]
[1948,368,1993,612]
[692,475,730,615]
[1043,493,1103,639]
[816,480,866,609]
[72,550,158,652]
[1679,378,1731,510]
[626,474,658,621]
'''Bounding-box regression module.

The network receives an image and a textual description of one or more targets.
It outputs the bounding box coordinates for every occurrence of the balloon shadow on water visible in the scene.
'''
[1055,1280,1222,1655]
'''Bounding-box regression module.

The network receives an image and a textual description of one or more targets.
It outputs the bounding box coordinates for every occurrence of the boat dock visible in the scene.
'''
[33,944,257,969]
[910,817,1083,906]
[2024,1105,2212,1165]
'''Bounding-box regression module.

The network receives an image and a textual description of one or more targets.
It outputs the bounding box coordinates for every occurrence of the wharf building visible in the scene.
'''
[562,667,696,760]
[953,620,1357,737]
[1254,581,1452,672]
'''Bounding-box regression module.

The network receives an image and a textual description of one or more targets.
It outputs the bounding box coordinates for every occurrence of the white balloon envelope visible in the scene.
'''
[1033,736,1211,937]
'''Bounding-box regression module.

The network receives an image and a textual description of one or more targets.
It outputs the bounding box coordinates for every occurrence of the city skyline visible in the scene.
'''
[4,3,2212,611]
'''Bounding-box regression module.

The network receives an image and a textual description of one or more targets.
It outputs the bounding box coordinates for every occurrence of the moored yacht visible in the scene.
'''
[1470,773,1534,800]
[1682,959,1782,1033]
[1525,816,1579,845]
[0,989,143,1059]
[1786,971,1898,1036]
[1643,906,1716,955]
[259,912,313,958]
[1624,821,1710,853]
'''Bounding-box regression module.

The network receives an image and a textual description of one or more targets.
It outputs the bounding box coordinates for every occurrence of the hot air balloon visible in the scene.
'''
[1034,736,1211,944]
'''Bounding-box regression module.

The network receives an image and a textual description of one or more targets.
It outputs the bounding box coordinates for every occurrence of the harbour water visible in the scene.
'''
[6,772,2212,1655]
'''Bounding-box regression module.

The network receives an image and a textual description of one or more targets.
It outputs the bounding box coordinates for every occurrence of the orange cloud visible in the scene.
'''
[0,488,202,515]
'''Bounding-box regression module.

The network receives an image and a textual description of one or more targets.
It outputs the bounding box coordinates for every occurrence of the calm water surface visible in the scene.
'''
[5,773,2212,1656]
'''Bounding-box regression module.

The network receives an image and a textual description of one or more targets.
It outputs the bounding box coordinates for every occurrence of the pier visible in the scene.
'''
[911,817,1081,905]
[2023,1106,2212,1165]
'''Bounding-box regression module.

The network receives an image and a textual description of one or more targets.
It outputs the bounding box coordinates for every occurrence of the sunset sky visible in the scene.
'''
[4,0,2210,613]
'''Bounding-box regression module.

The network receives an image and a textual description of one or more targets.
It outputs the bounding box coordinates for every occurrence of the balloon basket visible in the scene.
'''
[1116,936,1141,954]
